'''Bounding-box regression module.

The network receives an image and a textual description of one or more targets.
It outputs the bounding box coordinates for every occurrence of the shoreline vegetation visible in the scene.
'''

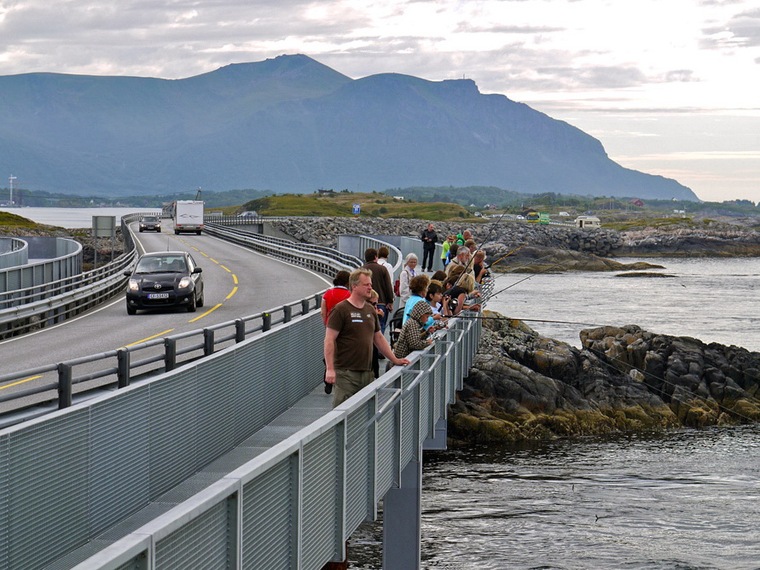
[4,210,760,442]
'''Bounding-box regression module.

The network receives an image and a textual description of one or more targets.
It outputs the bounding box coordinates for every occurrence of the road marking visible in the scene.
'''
[189,304,223,322]
[232,274,239,285]
[0,375,42,391]
[226,286,238,300]
[219,264,231,273]
[125,329,175,347]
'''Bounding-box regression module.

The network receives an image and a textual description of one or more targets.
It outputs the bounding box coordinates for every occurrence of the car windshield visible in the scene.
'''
[136,256,186,273]
[142,216,158,222]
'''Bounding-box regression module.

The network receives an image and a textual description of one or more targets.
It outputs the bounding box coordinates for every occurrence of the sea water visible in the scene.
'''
[351,258,760,569]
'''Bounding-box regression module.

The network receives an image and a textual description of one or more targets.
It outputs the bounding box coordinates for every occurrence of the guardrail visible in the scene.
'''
[204,223,364,275]
[0,217,492,569]
[0,228,134,337]
[0,237,27,270]
[0,294,485,570]
[0,224,392,428]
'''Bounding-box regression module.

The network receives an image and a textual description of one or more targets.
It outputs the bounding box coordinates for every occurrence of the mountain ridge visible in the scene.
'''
[0,54,698,201]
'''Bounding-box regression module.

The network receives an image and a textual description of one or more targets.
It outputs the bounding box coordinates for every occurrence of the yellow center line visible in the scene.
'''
[189,304,223,322]
[232,274,238,285]
[125,329,175,347]
[226,286,238,300]
[219,264,231,273]
[208,257,219,264]
[0,375,42,391]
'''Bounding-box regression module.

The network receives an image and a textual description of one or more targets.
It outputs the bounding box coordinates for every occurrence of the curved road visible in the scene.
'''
[0,223,330,408]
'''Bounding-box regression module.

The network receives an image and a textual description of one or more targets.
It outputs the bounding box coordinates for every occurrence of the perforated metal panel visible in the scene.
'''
[8,410,90,569]
[194,355,238,469]
[375,410,397,498]
[286,315,324,406]
[90,389,151,535]
[155,498,234,569]
[242,456,297,570]
[150,370,198,498]
[0,434,8,570]
[400,375,419,467]
[234,337,278,440]
[301,428,341,569]
[345,403,373,532]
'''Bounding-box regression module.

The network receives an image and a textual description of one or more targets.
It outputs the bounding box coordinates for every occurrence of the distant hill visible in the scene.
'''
[0,54,698,201]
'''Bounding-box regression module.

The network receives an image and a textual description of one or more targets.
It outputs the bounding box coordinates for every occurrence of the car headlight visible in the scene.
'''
[128,279,140,292]
[178,277,193,289]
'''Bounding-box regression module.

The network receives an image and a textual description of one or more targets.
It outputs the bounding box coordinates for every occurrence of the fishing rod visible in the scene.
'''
[447,206,516,287]
[451,314,608,328]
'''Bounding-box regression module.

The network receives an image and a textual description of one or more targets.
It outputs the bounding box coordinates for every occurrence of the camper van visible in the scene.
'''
[575,215,601,229]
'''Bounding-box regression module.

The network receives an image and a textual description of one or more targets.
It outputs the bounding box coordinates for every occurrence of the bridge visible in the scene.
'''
[0,216,486,569]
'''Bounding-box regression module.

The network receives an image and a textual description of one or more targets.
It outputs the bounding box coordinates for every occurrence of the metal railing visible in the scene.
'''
[0,301,483,570]
[0,228,134,338]
[0,217,491,569]
[0,225,392,428]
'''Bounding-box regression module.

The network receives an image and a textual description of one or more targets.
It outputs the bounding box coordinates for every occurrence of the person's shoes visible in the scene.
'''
[324,381,333,394]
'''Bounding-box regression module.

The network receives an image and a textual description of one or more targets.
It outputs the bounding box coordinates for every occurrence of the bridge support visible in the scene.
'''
[423,418,448,451]
[382,457,422,569]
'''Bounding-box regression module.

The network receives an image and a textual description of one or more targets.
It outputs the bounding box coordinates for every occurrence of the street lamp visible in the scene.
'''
[9,175,16,206]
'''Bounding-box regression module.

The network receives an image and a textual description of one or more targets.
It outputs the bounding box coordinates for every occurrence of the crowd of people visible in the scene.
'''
[320,223,489,408]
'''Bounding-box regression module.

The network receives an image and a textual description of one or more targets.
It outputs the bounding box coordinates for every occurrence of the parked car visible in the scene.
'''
[125,251,204,314]
[139,215,161,233]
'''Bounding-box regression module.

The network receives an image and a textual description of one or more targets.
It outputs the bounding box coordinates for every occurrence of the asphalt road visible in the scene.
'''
[0,223,331,415]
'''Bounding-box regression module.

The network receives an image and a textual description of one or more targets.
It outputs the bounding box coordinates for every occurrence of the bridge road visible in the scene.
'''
[0,223,331,413]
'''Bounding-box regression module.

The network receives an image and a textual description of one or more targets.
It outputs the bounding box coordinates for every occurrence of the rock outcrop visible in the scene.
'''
[448,312,760,445]
[270,216,760,267]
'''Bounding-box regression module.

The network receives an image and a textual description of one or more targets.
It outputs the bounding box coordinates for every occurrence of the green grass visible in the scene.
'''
[0,211,50,231]
[241,192,478,220]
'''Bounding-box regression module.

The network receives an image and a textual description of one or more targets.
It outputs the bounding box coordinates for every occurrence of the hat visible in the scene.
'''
[409,300,433,321]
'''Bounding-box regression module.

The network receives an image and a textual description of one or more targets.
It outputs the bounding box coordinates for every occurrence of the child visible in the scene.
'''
[393,300,434,359]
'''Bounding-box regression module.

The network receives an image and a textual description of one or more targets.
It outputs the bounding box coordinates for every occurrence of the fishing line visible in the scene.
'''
[455,308,760,424]
[583,343,759,424]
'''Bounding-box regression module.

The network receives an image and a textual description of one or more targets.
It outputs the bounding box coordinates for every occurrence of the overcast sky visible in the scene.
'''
[1,0,758,203]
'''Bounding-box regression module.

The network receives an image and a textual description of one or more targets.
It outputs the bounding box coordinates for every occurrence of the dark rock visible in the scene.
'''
[448,311,760,445]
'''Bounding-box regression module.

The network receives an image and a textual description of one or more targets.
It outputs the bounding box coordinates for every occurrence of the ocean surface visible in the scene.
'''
[351,259,760,569]
[6,208,759,568]
[0,206,150,228]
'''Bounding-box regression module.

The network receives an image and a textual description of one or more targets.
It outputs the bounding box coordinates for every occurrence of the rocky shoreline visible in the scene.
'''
[271,216,760,272]
[449,312,760,445]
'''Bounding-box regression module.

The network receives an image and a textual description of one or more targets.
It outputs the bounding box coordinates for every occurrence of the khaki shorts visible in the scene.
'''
[332,369,374,408]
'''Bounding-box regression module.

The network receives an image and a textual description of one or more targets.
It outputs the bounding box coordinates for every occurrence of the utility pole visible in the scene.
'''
[9,175,16,206]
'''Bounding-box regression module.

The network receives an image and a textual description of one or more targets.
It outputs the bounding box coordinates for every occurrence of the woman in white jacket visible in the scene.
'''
[398,253,419,305]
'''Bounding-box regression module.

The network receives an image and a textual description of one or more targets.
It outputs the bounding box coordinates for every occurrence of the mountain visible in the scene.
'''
[0,54,698,201]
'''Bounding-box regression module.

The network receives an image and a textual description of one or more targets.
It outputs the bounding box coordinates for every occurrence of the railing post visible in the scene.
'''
[302,298,311,315]
[117,348,130,388]
[235,319,246,342]
[262,313,271,332]
[58,362,72,409]
[204,328,214,356]
[165,337,177,371]
[283,305,292,323]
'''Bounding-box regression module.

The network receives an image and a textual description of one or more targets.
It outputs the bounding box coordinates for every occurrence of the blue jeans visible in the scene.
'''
[378,303,390,333]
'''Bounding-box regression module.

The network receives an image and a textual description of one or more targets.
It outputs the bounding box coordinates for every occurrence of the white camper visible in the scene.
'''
[173,200,205,235]
[575,215,601,229]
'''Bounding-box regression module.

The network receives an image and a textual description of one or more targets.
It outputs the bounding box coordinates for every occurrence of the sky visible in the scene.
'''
[0,0,758,203]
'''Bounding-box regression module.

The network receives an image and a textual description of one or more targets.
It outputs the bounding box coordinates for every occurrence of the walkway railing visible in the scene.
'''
[0,212,490,568]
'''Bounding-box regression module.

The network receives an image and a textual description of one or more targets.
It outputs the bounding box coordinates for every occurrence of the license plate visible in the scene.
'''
[147,293,170,299]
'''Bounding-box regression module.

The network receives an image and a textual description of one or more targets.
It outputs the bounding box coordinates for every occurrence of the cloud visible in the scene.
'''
[701,6,760,49]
